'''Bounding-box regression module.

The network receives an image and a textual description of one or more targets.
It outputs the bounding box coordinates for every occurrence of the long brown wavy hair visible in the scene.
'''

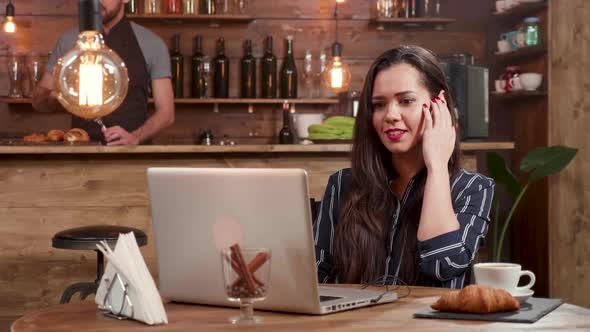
[332,45,461,285]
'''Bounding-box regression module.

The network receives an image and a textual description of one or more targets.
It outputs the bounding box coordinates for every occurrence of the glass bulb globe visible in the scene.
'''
[321,56,351,93]
[53,31,129,120]
[2,16,16,33]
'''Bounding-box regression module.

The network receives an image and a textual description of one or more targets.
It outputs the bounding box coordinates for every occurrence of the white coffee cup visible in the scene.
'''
[495,0,506,12]
[497,40,511,53]
[519,73,543,91]
[474,263,535,293]
[495,80,506,93]
[509,76,523,91]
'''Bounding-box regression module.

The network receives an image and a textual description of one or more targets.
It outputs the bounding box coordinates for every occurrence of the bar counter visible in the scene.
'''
[0,142,512,320]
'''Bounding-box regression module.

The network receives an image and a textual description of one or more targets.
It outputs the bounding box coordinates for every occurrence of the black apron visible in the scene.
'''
[72,16,150,144]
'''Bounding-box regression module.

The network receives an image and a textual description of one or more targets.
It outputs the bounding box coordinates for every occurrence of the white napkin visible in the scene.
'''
[95,232,168,325]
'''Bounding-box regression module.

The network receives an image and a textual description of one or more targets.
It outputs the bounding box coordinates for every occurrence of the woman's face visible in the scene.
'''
[371,63,431,155]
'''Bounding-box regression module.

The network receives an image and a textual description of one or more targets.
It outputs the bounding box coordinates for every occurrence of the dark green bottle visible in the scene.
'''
[213,37,229,98]
[191,35,207,98]
[125,0,138,14]
[280,36,298,99]
[278,102,294,144]
[240,40,256,98]
[260,36,277,98]
[200,0,215,14]
[170,34,184,98]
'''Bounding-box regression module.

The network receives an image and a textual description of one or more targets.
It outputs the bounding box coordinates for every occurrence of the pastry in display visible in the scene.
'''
[46,129,65,142]
[23,133,47,143]
[431,284,520,314]
[64,128,90,143]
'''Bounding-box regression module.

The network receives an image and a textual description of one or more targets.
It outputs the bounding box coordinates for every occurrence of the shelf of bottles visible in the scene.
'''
[125,0,254,23]
[373,0,455,30]
[0,97,339,106]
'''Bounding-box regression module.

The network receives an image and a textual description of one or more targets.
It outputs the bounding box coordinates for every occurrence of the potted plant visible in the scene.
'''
[486,145,578,262]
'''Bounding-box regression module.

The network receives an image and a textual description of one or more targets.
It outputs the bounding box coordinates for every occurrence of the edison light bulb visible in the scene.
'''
[321,43,351,93]
[53,31,129,119]
[2,1,16,33]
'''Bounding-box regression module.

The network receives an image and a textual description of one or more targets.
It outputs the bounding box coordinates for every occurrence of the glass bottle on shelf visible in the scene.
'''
[434,0,441,17]
[170,34,184,98]
[240,39,256,98]
[280,36,298,99]
[215,0,230,14]
[200,0,215,14]
[302,49,314,98]
[125,0,138,14]
[377,0,392,18]
[213,37,230,98]
[167,0,182,13]
[278,101,294,144]
[144,0,162,14]
[233,0,246,14]
[191,35,208,98]
[260,36,277,98]
[183,0,197,14]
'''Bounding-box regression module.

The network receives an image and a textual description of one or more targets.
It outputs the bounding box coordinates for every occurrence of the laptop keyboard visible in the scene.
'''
[319,295,343,302]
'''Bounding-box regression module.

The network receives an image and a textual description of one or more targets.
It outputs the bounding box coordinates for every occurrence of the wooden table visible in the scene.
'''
[11,286,590,331]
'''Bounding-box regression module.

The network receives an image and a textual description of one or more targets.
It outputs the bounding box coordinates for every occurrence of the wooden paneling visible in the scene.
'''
[0,152,479,318]
[548,0,590,308]
[0,0,489,142]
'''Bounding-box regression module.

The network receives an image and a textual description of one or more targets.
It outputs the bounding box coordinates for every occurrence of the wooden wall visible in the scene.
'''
[0,0,491,143]
[548,0,590,308]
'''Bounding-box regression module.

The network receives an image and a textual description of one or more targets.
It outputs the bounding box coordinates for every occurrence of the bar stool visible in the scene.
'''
[52,225,147,304]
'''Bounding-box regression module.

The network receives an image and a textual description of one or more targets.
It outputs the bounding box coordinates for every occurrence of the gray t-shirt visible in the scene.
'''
[46,22,171,81]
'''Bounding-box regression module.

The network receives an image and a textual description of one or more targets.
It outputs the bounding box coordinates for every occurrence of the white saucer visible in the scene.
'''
[510,289,534,304]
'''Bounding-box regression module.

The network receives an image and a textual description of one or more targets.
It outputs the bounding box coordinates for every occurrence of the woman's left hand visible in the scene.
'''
[421,90,456,172]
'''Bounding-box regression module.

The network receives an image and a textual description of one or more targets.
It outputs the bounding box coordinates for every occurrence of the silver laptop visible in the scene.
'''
[147,167,396,315]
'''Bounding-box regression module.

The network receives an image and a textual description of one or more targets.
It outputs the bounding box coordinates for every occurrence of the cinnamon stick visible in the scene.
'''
[230,252,268,288]
[230,244,257,291]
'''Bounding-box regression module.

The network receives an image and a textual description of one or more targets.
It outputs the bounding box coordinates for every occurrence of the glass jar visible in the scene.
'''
[523,17,541,46]
[144,0,162,14]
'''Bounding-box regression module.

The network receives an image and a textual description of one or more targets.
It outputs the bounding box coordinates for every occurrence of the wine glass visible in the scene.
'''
[7,54,24,98]
[302,50,314,98]
[221,246,271,324]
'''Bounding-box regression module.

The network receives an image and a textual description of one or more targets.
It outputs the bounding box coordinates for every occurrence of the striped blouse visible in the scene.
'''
[313,168,495,289]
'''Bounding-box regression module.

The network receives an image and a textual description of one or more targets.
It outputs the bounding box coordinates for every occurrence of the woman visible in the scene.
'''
[313,45,494,289]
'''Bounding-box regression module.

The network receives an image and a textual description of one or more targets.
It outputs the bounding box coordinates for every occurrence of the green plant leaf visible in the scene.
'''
[486,152,522,199]
[521,146,578,183]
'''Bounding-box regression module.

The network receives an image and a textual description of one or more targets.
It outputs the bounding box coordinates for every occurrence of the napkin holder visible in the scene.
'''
[100,272,134,320]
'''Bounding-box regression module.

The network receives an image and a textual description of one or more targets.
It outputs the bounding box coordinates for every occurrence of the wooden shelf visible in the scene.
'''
[167,98,339,104]
[0,97,339,106]
[493,1,547,22]
[491,90,547,99]
[127,14,254,24]
[494,45,546,62]
[0,141,515,154]
[372,17,455,29]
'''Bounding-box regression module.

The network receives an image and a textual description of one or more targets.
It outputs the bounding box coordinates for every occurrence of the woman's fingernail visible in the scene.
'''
[435,96,440,100]
[423,103,428,108]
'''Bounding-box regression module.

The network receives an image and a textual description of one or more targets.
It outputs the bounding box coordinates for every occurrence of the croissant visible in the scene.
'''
[64,128,90,143]
[23,133,46,143]
[431,284,519,314]
[46,129,65,142]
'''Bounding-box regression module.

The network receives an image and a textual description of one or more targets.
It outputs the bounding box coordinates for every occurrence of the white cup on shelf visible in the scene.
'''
[519,73,543,91]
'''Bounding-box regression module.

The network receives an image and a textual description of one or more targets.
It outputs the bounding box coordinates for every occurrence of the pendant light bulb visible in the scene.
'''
[3,1,16,33]
[321,42,351,93]
[53,0,129,119]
